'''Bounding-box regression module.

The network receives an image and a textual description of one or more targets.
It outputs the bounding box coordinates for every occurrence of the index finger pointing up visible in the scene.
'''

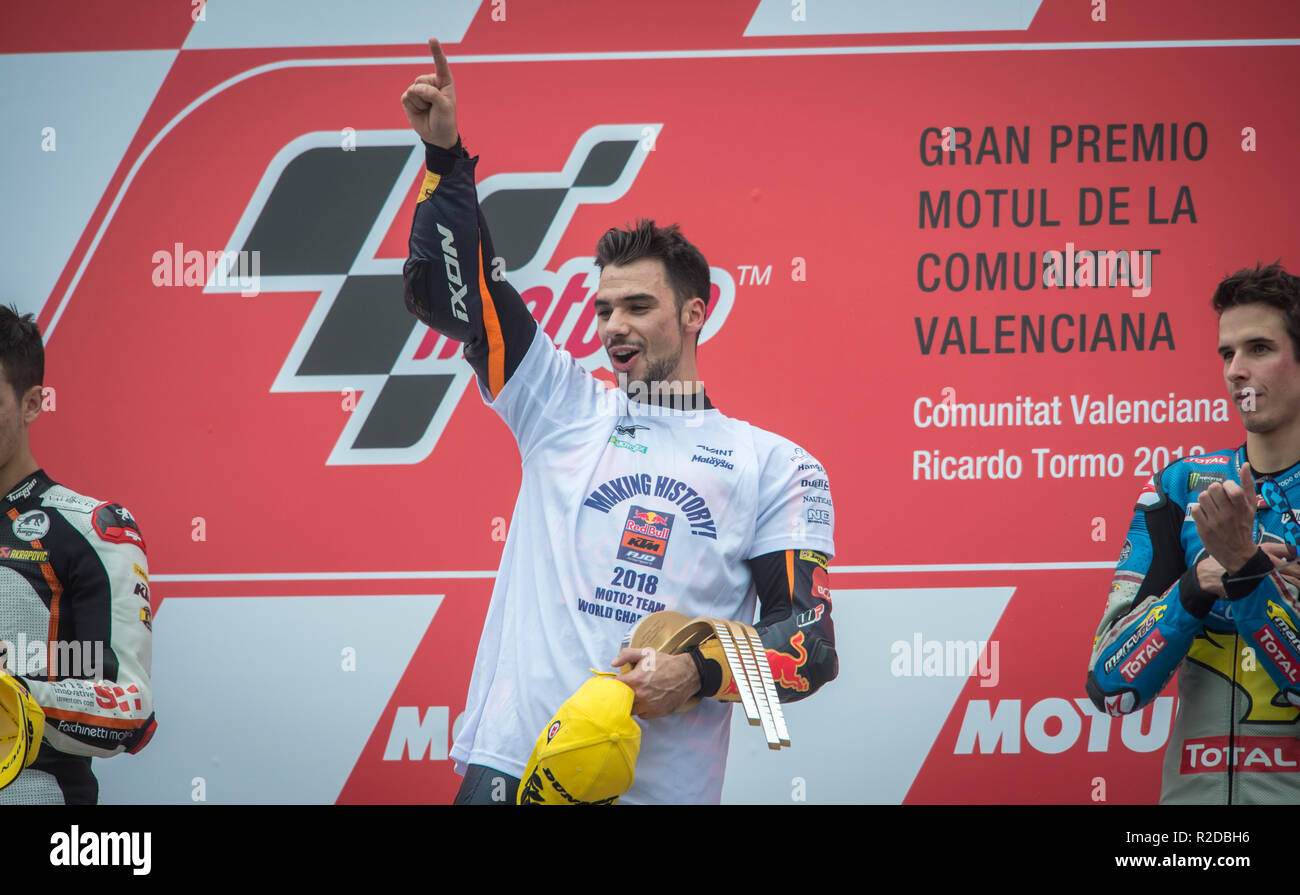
[428,38,452,84]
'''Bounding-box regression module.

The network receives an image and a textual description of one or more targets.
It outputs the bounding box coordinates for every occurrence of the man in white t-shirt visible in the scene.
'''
[400,39,839,804]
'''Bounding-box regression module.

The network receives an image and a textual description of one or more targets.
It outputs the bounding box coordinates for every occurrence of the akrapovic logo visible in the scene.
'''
[209,125,734,466]
[435,222,469,323]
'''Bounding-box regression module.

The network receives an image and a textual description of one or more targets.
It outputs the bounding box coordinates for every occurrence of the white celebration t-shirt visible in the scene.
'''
[450,326,835,804]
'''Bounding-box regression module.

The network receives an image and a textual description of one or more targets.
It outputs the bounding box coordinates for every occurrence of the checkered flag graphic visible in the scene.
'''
[205,125,660,464]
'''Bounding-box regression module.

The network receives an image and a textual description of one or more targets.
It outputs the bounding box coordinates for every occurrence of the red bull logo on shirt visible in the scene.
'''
[618,505,675,569]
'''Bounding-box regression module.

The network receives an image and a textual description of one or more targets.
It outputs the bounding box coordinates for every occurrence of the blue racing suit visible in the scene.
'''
[1087,447,1300,803]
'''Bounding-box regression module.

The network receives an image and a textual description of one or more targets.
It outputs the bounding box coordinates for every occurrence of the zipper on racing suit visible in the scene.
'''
[1227,632,1238,805]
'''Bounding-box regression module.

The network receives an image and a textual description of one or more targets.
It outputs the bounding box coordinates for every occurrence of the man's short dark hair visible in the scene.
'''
[1211,262,1300,359]
[0,306,44,399]
[594,219,711,318]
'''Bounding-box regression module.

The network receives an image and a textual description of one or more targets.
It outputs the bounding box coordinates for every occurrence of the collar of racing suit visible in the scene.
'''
[1,468,55,511]
[1239,445,1300,491]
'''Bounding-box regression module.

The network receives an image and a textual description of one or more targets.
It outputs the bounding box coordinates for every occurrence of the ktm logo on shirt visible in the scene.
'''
[619,506,673,569]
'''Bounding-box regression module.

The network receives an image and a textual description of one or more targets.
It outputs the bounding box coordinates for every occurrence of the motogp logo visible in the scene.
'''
[212,125,734,466]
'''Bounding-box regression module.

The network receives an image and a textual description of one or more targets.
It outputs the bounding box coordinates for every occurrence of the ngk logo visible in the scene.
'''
[954,697,1175,754]
[209,125,735,466]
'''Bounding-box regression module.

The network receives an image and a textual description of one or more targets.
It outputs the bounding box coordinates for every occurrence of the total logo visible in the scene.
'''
[1253,625,1300,684]
[211,125,735,465]
[1119,628,1167,682]
[1181,736,1300,774]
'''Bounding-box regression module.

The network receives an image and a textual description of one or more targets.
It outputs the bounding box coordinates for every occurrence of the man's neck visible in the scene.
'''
[618,364,705,402]
[0,451,40,500]
[623,380,712,409]
[1246,427,1300,475]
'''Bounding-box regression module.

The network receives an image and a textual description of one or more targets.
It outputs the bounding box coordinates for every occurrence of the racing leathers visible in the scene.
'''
[1087,448,1300,803]
[402,137,838,803]
[0,470,154,804]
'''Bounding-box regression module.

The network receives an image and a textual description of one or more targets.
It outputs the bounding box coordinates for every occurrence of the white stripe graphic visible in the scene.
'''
[182,0,481,50]
[746,0,1045,36]
[722,586,1015,804]
[98,593,443,804]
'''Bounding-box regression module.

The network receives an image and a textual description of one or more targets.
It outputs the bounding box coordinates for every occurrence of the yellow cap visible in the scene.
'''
[517,676,641,805]
[0,673,44,791]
